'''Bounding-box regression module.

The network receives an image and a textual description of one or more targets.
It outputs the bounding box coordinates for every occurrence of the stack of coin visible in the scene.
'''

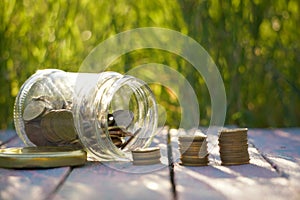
[218,128,250,165]
[178,135,209,166]
[131,147,161,165]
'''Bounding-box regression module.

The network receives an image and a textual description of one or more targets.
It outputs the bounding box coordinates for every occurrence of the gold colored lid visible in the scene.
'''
[0,146,87,168]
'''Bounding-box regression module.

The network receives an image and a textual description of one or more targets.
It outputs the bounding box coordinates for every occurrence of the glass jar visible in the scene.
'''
[14,69,158,161]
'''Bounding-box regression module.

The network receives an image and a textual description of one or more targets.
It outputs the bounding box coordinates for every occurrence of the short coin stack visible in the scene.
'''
[218,128,250,165]
[178,135,209,166]
[131,147,161,165]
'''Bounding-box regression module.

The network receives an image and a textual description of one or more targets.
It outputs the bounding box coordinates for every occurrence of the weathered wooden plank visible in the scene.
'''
[170,129,295,200]
[0,134,71,200]
[53,127,173,200]
[0,129,17,146]
[53,162,172,200]
[249,128,300,198]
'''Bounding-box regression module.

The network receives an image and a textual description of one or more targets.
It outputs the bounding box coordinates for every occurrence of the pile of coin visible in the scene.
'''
[23,97,80,147]
[218,128,250,165]
[178,135,209,166]
[131,147,161,165]
[23,95,135,149]
[106,110,135,149]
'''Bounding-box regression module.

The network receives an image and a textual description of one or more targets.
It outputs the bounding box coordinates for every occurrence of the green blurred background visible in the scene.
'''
[1,0,300,129]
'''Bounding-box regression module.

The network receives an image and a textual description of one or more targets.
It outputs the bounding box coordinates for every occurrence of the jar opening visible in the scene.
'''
[75,72,158,161]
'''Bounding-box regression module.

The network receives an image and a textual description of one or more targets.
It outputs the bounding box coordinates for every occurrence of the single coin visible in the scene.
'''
[109,129,133,137]
[25,122,51,146]
[51,110,77,142]
[178,135,207,142]
[132,150,160,158]
[219,128,248,134]
[179,162,208,166]
[0,146,87,168]
[112,110,134,128]
[41,111,63,143]
[23,100,47,121]
[220,157,250,162]
[220,154,250,159]
[132,154,161,161]
[180,159,209,165]
[220,151,249,156]
[221,160,250,166]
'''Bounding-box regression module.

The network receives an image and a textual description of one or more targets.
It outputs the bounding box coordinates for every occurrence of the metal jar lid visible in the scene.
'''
[0,146,87,168]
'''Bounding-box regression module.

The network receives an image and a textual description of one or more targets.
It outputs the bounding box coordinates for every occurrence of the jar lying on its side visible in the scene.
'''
[14,69,158,161]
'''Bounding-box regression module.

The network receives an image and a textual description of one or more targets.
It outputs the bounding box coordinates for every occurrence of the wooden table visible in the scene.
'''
[0,128,299,200]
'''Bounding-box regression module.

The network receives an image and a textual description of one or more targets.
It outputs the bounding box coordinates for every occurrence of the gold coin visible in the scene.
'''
[131,150,160,156]
[132,153,161,161]
[0,146,86,168]
[180,159,209,165]
[178,135,207,142]
[221,160,250,166]
[179,162,208,166]
[220,156,250,162]
[23,100,47,121]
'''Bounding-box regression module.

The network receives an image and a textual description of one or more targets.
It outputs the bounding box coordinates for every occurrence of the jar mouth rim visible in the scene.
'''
[94,75,144,156]
[91,73,158,159]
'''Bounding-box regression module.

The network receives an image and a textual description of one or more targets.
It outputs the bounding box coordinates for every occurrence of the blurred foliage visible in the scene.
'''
[0,0,300,129]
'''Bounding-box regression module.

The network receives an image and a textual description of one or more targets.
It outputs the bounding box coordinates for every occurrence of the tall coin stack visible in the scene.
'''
[131,147,161,165]
[178,135,209,166]
[218,128,250,165]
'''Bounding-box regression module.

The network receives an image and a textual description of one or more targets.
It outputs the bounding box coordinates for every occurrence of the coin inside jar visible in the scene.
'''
[23,100,48,121]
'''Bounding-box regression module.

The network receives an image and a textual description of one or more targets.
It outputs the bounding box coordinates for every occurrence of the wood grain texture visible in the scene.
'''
[249,128,300,199]
[53,127,173,200]
[53,162,172,200]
